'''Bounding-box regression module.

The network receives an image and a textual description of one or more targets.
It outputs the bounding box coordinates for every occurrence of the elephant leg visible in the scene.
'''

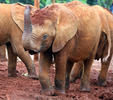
[98,55,112,86]
[65,61,74,90]
[39,52,54,96]
[54,54,67,95]
[0,45,7,62]
[6,43,17,77]
[16,46,38,79]
[70,61,83,83]
[80,59,93,92]
[102,32,111,62]
[11,44,38,79]
[10,29,38,79]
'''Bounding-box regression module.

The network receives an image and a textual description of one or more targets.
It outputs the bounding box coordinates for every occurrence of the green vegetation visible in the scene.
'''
[98,0,113,9]
[0,0,112,9]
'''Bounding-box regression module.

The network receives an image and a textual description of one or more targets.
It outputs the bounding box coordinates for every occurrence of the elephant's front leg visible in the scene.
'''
[39,52,54,95]
[6,43,17,77]
[11,44,38,79]
[54,54,67,95]
[10,27,38,79]
[80,59,93,92]
[11,34,38,79]
[17,46,38,79]
[98,55,112,86]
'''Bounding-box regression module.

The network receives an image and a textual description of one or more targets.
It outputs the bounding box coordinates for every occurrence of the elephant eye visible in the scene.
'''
[43,34,48,40]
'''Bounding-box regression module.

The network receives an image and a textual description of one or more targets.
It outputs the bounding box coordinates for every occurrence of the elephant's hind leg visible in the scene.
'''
[65,61,74,90]
[80,59,93,92]
[102,32,111,62]
[16,46,38,79]
[98,55,112,86]
[70,62,83,83]
[6,43,17,77]
[10,29,38,79]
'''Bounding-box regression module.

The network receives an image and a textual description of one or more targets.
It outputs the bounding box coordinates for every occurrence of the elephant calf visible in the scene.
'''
[22,2,108,95]
[70,4,113,86]
[0,3,38,79]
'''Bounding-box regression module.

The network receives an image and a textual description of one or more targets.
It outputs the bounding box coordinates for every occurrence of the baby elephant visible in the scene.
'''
[70,5,113,87]
[22,3,110,95]
[0,3,38,79]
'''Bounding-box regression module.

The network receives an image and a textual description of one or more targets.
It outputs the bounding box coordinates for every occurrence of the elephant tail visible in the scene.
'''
[102,31,111,62]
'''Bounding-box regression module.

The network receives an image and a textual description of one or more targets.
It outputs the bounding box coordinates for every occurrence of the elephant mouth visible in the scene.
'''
[28,45,44,55]
[29,50,38,55]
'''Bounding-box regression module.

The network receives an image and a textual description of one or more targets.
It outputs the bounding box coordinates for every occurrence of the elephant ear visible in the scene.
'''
[52,6,78,52]
[11,3,36,32]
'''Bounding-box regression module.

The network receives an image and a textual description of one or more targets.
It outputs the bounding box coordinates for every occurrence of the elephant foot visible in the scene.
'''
[70,71,82,83]
[80,87,90,92]
[70,75,75,83]
[54,89,65,96]
[102,54,109,62]
[27,66,39,80]
[28,73,39,80]
[80,82,90,92]
[8,70,18,77]
[41,88,54,96]
[23,72,39,80]
[70,76,78,83]
[98,78,106,86]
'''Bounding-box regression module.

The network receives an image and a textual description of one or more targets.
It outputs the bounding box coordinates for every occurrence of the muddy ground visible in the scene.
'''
[0,58,113,100]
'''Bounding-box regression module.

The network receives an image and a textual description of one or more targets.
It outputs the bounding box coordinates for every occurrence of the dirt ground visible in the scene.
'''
[0,58,113,100]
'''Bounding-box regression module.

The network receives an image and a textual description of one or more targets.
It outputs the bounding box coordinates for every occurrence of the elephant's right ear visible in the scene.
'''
[11,3,37,31]
[52,6,78,52]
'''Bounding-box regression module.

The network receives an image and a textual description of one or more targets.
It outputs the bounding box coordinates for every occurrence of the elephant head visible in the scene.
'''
[22,4,78,53]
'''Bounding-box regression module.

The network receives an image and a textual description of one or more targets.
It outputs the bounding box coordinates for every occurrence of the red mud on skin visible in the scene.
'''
[31,5,57,25]
[0,59,113,100]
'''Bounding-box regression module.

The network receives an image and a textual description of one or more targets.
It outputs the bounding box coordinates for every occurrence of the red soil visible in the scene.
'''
[0,59,113,100]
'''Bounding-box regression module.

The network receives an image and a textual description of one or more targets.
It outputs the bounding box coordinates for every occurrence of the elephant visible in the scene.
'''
[22,3,110,95]
[70,5,113,86]
[0,3,38,79]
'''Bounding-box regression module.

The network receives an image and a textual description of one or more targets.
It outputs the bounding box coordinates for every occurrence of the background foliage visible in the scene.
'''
[0,0,113,9]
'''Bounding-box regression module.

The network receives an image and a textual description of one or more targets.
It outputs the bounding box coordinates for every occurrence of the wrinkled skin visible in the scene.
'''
[22,3,104,95]
[0,3,38,79]
[0,45,7,62]
[70,5,113,86]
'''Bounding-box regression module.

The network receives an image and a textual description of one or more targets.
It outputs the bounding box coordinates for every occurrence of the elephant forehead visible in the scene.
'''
[31,5,58,25]
[32,22,53,35]
[32,25,44,34]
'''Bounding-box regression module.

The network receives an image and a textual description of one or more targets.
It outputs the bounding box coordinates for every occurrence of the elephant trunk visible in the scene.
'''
[22,5,32,49]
